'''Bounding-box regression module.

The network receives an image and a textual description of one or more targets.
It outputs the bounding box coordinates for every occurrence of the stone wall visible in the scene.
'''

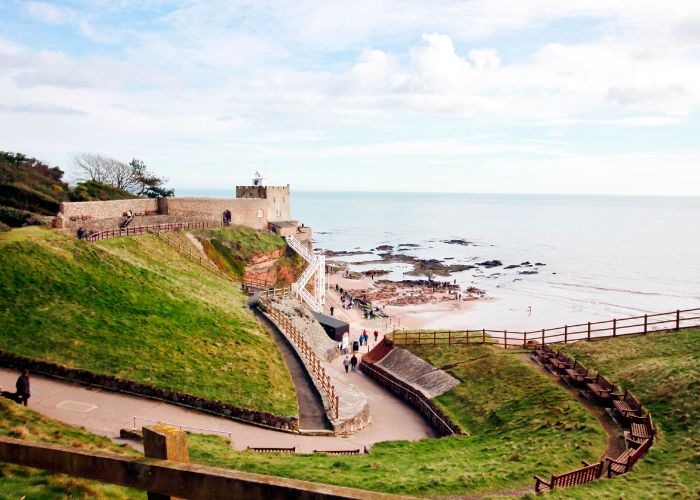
[163,198,270,230]
[56,199,159,229]
[259,298,371,436]
[0,350,298,432]
[360,340,464,437]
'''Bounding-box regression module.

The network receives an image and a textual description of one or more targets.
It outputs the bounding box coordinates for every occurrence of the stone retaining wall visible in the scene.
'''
[258,301,371,435]
[360,340,464,437]
[0,350,298,432]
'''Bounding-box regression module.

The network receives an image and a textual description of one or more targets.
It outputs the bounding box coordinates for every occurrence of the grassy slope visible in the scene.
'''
[551,328,700,499]
[194,226,286,261]
[194,226,303,284]
[0,227,296,416]
[186,345,607,497]
[0,398,141,499]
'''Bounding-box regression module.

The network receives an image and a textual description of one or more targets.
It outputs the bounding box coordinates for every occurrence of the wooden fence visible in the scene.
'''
[0,437,412,500]
[85,221,222,242]
[392,307,700,348]
[259,298,339,420]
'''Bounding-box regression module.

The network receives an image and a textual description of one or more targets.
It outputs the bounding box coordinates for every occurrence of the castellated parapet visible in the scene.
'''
[55,183,294,233]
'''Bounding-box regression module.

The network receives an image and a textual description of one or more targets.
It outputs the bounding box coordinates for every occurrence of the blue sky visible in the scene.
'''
[1,0,699,195]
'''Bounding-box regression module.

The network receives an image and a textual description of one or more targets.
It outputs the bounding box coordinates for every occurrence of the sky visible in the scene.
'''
[1,1,700,195]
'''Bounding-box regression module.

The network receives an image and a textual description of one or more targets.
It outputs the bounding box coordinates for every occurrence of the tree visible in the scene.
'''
[129,158,174,198]
[73,153,137,192]
[72,154,173,198]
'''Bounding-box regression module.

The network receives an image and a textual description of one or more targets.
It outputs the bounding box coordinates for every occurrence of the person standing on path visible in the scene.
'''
[350,354,358,372]
[15,369,30,406]
[374,330,379,343]
[343,356,351,373]
[330,306,334,316]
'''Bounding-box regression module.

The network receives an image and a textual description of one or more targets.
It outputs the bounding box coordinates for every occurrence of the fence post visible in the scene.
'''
[448,331,452,345]
[564,325,568,344]
[503,330,507,348]
[542,329,545,345]
[523,331,527,348]
[587,322,591,341]
[433,331,436,346]
[143,424,189,500]
[644,314,648,334]
[613,318,617,337]
[676,310,680,330]
[482,329,486,344]
[335,395,339,419]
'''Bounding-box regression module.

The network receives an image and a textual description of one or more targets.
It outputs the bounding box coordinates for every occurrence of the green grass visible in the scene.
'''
[0,397,141,499]
[0,226,297,416]
[186,345,607,497]
[194,226,286,261]
[549,328,700,499]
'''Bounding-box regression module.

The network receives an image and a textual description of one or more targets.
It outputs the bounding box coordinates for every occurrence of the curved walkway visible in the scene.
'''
[251,305,330,432]
[0,364,432,453]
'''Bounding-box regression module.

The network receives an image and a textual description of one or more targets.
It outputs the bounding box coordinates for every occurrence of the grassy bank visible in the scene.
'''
[551,328,700,499]
[187,345,606,497]
[0,227,297,416]
[0,397,140,499]
[194,226,304,284]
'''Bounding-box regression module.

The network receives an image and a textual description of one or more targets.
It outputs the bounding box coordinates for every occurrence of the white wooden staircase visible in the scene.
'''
[285,235,325,312]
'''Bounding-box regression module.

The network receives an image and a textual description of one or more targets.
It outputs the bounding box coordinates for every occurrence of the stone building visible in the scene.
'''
[54,181,299,235]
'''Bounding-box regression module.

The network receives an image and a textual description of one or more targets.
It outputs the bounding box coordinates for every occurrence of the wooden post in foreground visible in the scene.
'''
[143,425,189,500]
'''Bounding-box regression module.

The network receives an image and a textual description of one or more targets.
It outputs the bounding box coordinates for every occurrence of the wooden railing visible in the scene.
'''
[392,307,700,348]
[259,298,339,420]
[151,229,222,273]
[85,221,223,242]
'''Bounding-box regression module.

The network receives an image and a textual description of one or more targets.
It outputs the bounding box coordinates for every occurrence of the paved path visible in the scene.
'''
[0,364,432,453]
[252,305,330,432]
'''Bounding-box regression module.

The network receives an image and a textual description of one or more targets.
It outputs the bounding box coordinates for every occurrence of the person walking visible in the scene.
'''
[330,306,335,316]
[15,369,30,406]
[374,330,379,342]
[343,356,351,373]
[350,354,358,372]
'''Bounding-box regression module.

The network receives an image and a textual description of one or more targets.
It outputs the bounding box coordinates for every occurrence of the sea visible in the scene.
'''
[182,189,700,331]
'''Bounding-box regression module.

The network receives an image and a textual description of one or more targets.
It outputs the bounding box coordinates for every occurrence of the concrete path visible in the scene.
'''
[0,365,432,453]
[252,305,330,432]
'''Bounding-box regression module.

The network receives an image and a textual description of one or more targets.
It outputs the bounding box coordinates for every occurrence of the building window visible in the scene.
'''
[275,209,281,217]
[256,209,264,218]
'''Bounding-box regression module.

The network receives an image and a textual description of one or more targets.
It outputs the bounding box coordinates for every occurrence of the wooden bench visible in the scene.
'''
[534,460,604,492]
[534,344,554,363]
[246,446,295,453]
[611,390,642,423]
[625,412,654,445]
[564,360,589,387]
[586,373,616,404]
[548,351,574,375]
[313,449,360,455]
[606,437,652,477]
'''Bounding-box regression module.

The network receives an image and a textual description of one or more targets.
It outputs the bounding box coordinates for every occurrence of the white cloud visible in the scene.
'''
[24,2,72,25]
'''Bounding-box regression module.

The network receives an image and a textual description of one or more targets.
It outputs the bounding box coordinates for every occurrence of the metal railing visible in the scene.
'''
[391,307,700,348]
[259,298,339,420]
[131,416,233,445]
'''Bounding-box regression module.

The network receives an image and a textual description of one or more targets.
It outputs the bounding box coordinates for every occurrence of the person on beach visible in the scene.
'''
[15,369,30,406]
[374,330,379,342]
[343,356,351,373]
[330,306,334,316]
[358,334,363,346]
[350,354,358,372]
